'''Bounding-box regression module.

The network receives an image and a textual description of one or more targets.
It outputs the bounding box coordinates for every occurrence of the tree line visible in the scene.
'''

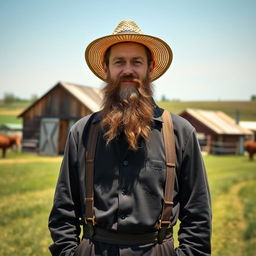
[1,93,38,105]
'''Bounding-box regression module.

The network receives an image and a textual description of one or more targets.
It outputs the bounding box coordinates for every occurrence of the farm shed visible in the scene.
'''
[0,123,22,137]
[179,108,253,155]
[18,81,103,155]
[239,121,256,141]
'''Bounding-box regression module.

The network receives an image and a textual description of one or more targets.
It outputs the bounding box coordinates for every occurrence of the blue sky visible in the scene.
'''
[0,0,255,101]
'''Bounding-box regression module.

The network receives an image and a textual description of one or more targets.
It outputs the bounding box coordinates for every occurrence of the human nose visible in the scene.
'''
[122,63,134,76]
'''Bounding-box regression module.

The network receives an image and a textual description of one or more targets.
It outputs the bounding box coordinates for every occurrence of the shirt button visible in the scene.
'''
[120,215,126,220]
[123,160,129,166]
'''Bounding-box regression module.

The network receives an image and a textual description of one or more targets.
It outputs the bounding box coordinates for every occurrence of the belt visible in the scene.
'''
[86,227,173,246]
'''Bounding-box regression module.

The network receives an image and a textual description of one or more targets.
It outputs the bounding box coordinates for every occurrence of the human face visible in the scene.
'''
[104,42,154,87]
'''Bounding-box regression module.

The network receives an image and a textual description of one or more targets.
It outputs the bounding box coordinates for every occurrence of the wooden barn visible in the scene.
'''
[180,108,253,155]
[18,81,103,155]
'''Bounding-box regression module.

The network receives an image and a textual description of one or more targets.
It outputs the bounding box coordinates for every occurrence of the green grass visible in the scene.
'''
[239,182,256,255]
[0,114,22,124]
[0,154,61,256]
[0,153,256,256]
[205,155,256,199]
[0,100,30,125]
[204,155,256,256]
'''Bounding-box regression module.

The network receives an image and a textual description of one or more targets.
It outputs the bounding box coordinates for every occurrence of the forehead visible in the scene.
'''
[109,42,147,58]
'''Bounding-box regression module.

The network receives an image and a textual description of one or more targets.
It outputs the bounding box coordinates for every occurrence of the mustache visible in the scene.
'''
[120,74,137,80]
[119,75,143,87]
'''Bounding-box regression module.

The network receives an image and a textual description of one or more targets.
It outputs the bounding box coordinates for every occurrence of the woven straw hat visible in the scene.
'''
[85,19,173,81]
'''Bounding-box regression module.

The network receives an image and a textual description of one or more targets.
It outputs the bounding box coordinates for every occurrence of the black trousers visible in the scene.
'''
[74,237,176,256]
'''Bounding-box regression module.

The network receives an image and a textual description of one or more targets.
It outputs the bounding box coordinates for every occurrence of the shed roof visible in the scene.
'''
[181,108,253,135]
[0,123,22,131]
[18,81,103,117]
[239,121,256,131]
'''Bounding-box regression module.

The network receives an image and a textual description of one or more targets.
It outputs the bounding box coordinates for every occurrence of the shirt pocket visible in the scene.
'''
[147,159,166,172]
[139,160,166,197]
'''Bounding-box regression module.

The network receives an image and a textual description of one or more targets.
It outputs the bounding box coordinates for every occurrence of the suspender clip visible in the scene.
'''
[83,216,96,239]
[157,220,172,244]
[157,220,171,230]
[85,216,96,226]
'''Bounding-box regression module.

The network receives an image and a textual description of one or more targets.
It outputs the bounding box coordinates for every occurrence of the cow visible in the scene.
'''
[244,141,256,161]
[0,134,21,158]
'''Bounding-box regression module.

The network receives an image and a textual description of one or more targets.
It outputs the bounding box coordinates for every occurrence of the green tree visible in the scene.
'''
[251,95,256,101]
[3,92,16,104]
[31,94,38,103]
[161,95,169,102]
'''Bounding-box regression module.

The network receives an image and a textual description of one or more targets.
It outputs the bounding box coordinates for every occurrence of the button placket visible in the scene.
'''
[123,160,129,166]
[117,156,131,227]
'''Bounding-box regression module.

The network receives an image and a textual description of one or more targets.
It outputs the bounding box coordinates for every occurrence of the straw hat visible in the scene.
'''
[85,19,173,81]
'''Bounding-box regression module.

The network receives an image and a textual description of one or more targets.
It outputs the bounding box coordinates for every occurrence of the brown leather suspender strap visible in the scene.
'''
[83,110,176,243]
[84,122,99,238]
[157,110,176,243]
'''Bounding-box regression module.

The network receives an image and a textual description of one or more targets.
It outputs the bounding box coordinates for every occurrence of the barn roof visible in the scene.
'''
[18,81,103,117]
[180,108,253,135]
[61,81,103,112]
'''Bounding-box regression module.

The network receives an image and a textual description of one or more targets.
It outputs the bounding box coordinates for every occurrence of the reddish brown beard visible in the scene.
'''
[100,73,154,150]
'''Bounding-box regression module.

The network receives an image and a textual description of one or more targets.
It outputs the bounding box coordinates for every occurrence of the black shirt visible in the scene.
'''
[48,106,211,256]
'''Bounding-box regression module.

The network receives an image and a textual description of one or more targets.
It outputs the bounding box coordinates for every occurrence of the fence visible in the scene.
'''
[199,139,241,155]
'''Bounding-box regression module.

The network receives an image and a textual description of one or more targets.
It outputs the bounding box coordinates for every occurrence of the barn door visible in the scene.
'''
[39,118,59,155]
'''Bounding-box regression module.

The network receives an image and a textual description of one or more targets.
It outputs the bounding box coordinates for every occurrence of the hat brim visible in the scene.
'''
[85,33,173,82]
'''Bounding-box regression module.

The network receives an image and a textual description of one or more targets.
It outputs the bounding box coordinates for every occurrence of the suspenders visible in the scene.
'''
[83,110,176,243]
[157,110,176,243]
[83,122,99,238]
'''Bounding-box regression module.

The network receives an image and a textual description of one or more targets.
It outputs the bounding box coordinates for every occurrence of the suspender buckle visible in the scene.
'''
[85,216,96,226]
[157,220,172,244]
[166,162,176,168]
[84,217,96,239]
[157,220,171,230]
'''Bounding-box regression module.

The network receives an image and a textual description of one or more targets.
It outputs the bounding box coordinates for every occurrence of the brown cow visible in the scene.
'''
[0,134,21,158]
[244,141,256,161]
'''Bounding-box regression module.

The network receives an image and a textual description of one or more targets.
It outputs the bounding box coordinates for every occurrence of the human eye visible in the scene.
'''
[113,59,124,65]
[133,59,143,65]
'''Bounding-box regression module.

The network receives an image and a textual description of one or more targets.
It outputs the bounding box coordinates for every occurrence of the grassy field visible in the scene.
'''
[0,152,61,256]
[0,151,255,256]
[205,155,256,256]
[0,99,256,255]
[0,100,30,125]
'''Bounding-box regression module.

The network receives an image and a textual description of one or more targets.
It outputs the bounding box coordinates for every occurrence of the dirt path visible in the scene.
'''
[0,109,23,115]
[0,157,62,164]
[212,181,249,256]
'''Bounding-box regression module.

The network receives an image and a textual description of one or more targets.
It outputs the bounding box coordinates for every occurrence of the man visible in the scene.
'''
[48,20,211,256]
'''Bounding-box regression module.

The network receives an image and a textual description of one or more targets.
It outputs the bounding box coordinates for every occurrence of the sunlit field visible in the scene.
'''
[0,152,255,256]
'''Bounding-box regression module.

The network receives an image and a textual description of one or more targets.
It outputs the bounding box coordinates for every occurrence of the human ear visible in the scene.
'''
[148,61,155,76]
[103,63,108,74]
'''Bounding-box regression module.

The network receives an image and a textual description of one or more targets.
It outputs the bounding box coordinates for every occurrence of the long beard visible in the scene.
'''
[100,73,154,150]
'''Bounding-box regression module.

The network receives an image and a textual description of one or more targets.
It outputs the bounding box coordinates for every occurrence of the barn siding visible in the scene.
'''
[180,112,243,155]
[21,84,94,154]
